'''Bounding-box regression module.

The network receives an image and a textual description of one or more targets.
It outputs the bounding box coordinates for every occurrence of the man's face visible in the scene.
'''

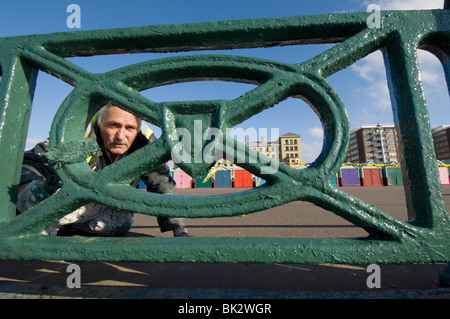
[98,106,141,155]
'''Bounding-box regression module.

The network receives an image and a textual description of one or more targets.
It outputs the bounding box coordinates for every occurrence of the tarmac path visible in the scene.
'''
[1,185,449,299]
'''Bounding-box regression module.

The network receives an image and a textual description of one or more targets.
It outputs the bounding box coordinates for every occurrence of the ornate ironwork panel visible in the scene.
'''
[0,8,448,263]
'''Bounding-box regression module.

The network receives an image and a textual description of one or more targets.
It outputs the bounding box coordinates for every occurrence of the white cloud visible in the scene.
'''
[308,126,324,139]
[363,0,443,10]
[351,51,392,111]
[417,50,445,90]
[350,49,444,115]
[344,0,448,132]
[351,51,386,82]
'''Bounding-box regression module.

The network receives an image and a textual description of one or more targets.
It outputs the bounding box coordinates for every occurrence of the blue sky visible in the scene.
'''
[0,0,448,163]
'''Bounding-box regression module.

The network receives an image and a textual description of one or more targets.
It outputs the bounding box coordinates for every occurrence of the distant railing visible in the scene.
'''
[0,7,449,263]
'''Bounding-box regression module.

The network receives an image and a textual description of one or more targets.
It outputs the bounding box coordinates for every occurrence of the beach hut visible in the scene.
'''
[234,169,253,188]
[444,161,450,184]
[339,165,360,186]
[439,167,450,184]
[331,174,338,186]
[194,172,212,188]
[214,169,232,188]
[437,161,450,185]
[359,164,383,186]
[382,165,403,186]
[173,169,192,189]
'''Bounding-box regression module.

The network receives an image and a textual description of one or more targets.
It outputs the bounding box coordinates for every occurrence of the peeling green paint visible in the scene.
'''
[0,9,449,263]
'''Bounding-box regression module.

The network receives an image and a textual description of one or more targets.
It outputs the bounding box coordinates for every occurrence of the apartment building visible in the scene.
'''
[432,125,450,161]
[279,133,302,165]
[345,124,399,164]
[245,132,302,166]
[246,135,280,161]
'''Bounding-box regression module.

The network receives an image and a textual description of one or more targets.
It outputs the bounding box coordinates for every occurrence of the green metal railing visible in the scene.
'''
[0,8,448,263]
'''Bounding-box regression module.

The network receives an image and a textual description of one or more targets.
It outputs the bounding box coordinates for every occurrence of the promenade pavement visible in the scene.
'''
[1,185,450,299]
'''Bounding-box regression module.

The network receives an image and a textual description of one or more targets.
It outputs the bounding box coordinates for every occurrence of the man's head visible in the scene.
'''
[97,104,142,157]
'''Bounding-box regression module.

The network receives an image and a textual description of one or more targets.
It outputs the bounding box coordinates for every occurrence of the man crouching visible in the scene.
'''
[17,104,191,237]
